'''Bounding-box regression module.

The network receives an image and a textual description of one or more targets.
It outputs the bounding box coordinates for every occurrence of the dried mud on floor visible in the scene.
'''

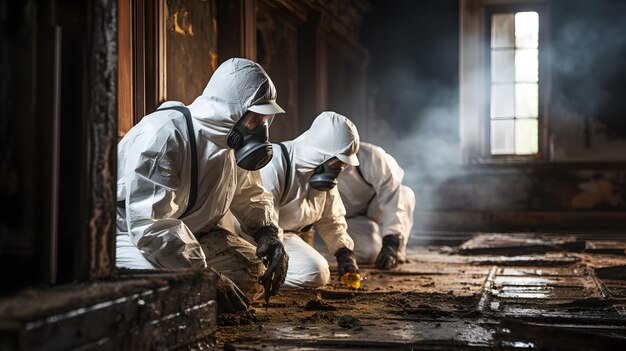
[215,245,626,350]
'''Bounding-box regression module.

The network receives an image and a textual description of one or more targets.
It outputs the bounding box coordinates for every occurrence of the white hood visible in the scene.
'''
[187,58,283,138]
[292,111,360,175]
[116,58,280,270]
[259,111,360,256]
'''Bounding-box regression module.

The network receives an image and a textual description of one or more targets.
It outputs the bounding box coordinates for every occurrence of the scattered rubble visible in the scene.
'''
[216,244,626,349]
[337,315,362,330]
[305,299,337,311]
[300,311,337,324]
[218,309,260,326]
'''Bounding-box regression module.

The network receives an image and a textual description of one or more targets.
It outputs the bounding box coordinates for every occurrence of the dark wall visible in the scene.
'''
[550,0,626,160]
[166,0,218,104]
[362,0,459,139]
[363,0,626,162]
[0,0,117,289]
[0,0,41,289]
[361,0,461,192]
[256,2,302,141]
[361,0,626,234]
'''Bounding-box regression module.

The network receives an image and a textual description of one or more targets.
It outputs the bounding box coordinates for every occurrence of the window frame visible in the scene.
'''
[460,0,550,165]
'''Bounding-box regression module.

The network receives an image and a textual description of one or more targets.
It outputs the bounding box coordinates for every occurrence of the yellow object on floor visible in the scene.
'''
[340,273,361,289]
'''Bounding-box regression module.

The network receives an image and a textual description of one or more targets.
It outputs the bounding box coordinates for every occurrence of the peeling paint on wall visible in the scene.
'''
[571,178,624,209]
[166,0,217,104]
[172,11,193,36]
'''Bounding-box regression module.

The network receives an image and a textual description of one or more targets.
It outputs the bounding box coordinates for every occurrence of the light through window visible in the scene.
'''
[490,11,539,155]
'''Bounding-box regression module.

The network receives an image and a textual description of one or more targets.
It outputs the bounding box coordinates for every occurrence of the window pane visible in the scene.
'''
[491,83,515,118]
[492,13,515,48]
[515,119,538,154]
[492,50,515,82]
[515,83,538,117]
[515,12,538,48]
[491,119,515,155]
[515,48,538,82]
[488,10,541,157]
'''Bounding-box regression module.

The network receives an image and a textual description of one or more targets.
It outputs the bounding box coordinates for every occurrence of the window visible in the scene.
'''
[459,0,548,164]
[489,11,539,156]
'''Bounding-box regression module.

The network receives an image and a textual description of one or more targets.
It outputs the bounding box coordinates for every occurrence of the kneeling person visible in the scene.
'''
[116,58,289,312]
[261,111,361,288]
[337,142,416,269]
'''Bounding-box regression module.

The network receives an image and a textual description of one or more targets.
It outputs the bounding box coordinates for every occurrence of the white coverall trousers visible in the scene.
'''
[345,185,416,264]
[117,228,265,298]
[215,213,331,290]
[283,232,331,289]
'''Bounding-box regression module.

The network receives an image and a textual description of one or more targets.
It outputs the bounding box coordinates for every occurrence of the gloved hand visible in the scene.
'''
[210,267,250,314]
[335,247,359,278]
[254,226,289,297]
[375,234,405,270]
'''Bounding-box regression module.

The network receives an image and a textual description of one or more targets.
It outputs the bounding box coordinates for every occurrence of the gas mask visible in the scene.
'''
[309,157,348,191]
[227,111,275,170]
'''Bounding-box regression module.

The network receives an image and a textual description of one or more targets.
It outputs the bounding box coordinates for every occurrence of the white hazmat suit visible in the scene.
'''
[260,111,360,288]
[335,142,416,264]
[116,58,283,297]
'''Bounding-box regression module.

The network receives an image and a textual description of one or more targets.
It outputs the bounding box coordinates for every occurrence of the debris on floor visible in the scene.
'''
[305,298,337,311]
[585,241,626,255]
[337,315,362,330]
[457,233,585,255]
[216,234,626,350]
[218,310,260,326]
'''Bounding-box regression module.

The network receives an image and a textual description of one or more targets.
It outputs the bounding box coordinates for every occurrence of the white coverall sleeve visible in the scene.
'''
[314,188,354,255]
[363,147,410,240]
[124,130,206,269]
[230,167,278,237]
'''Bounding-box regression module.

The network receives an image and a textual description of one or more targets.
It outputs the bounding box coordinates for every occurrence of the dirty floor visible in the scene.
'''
[215,235,626,350]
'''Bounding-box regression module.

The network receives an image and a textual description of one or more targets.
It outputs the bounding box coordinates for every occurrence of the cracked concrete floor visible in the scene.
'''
[215,245,626,350]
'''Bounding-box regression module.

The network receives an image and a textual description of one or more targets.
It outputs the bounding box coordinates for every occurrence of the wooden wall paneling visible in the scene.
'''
[323,32,369,134]
[144,0,167,115]
[315,26,328,116]
[217,0,242,62]
[118,0,133,138]
[35,0,61,285]
[166,0,218,105]
[119,0,167,131]
[242,0,257,61]
[133,0,146,119]
[131,0,166,122]
[297,11,322,130]
[217,0,257,63]
[257,0,305,140]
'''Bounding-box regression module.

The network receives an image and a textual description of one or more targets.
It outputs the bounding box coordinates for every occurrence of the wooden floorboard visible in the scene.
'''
[217,239,626,350]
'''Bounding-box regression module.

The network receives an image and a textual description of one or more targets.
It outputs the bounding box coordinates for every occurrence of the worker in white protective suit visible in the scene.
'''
[260,111,361,288]
[336,142,415,269]
[116,58,289,313]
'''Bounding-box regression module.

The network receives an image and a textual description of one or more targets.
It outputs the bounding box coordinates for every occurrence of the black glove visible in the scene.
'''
[375,234,405,270]
[210,267,250,314]
[335,247,359,278]
[254,226,289,297]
